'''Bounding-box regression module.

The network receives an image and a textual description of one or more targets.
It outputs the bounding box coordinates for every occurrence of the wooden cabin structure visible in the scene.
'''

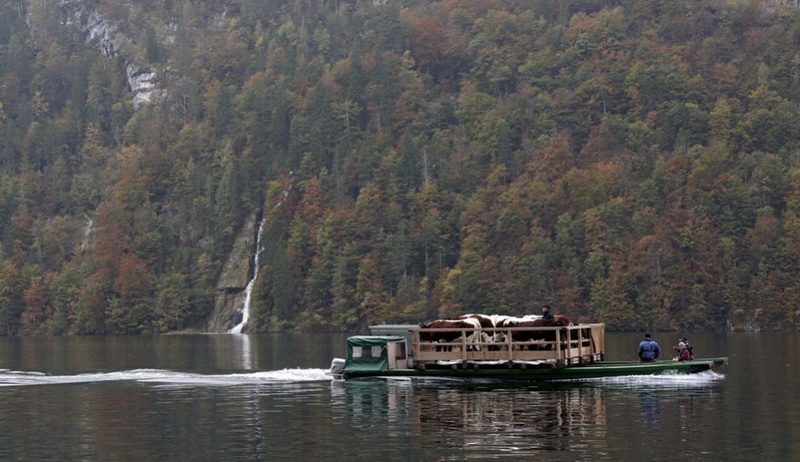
[412,323,605,369]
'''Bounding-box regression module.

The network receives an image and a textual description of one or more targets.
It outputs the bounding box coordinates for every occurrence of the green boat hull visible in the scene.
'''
[342,357,727,381]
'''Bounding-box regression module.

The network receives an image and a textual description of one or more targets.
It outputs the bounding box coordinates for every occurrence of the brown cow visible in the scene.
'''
[501,315,573,348]
[419,318,483,351]
[418,319,481,343]
[534,315,572,328]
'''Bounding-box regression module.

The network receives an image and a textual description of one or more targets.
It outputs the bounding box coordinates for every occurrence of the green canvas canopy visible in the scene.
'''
[344,336,407,374]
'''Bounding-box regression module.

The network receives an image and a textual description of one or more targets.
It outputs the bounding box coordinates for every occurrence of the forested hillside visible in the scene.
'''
[1,0,800,335]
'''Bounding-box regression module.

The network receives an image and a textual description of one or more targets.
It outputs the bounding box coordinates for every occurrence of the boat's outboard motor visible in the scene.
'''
[328,358,345,380]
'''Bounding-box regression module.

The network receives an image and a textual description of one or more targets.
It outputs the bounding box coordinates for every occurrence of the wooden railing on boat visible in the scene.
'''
[412,323,605,368]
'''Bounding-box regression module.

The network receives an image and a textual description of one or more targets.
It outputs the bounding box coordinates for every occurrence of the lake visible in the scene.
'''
[0,332,797,460]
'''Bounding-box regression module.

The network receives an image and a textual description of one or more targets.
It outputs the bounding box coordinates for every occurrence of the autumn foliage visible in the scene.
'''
[1,0,800,335]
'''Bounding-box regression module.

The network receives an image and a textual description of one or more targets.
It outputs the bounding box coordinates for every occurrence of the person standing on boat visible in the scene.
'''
[638,333,660,362]
[541,305,554,321]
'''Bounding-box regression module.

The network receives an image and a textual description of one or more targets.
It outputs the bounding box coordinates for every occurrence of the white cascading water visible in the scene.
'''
[229,218,266,334]
[229,175,293,334]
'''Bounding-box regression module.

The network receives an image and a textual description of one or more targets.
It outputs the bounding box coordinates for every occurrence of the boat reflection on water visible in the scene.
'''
[332,379,610,455]
[331,371,723,457]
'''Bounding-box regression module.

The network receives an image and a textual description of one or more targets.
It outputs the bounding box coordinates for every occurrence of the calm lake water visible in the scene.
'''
[0,332,797,460]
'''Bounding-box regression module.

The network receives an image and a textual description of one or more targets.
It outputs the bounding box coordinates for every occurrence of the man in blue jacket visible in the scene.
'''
[638,333,660,362]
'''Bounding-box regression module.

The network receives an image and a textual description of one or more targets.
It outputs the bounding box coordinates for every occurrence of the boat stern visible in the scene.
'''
[328,357,345,380]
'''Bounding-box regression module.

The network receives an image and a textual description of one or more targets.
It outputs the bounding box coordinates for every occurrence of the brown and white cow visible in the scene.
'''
[493,315,540,342]
[457,314,497,344]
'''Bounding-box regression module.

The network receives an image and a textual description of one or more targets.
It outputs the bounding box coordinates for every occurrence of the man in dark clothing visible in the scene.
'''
[638,333,660,362]
[541,305,554,321]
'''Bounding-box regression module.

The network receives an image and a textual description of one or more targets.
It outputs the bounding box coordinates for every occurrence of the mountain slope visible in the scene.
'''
[1,0,799,334]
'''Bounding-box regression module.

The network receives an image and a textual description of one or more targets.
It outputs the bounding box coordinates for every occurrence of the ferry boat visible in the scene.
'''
[329,322,726,381]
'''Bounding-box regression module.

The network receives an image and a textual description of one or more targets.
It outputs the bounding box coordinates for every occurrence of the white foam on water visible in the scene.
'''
[0,368,331,387]
[137,368,332,385]
[565,369,725,388]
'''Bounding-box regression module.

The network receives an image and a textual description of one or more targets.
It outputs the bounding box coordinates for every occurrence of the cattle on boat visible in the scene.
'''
[486,314,539,344]
[457,314,499,344]
[457,313,495,329]
[418,319,475,342]
[418,317,484,350]
[496,315,573,347]
[538,314,573,327]
[418,313,578,351]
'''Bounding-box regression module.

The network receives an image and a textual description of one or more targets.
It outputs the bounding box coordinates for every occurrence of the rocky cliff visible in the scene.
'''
[60,2,163,109]
[206,214,259,333]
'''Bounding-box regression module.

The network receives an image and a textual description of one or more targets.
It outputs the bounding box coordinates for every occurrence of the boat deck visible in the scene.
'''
[342,357,727,381]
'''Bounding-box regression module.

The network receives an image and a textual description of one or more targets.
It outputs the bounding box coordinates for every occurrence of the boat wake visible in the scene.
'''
[570,369,725,388]
[0,368,331,387]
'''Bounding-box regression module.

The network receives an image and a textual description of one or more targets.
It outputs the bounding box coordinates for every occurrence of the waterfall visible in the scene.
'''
[229,218,266,334]
[81,212,94,252]
[229,174,292,334]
